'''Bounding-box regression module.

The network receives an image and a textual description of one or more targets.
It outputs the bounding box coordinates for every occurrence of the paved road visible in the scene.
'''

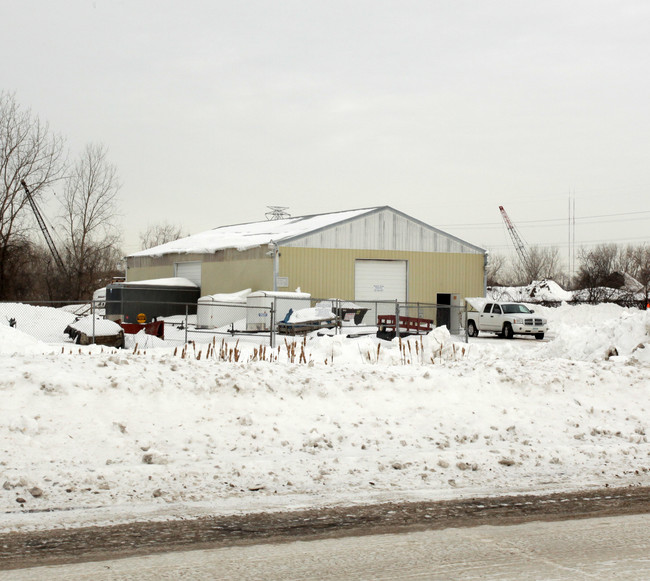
[3,486,650,572]
[2,486,649,577]
[4,512,650,580]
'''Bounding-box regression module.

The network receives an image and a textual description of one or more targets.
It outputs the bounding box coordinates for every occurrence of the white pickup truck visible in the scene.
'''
[466,301,548,340]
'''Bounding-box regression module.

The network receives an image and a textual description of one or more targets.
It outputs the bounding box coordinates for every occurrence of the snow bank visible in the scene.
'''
[0,324,43,354]
[0,303,77,344]
[533,303,650,361]
[1,301,649,533]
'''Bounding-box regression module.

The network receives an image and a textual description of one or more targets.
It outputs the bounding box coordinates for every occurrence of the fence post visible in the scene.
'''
[464,301,468,343]
[91,300,96,345]
[336,298,341,335]
[270,301,275,348]
[184,304,189,346]
[395,299,400,339]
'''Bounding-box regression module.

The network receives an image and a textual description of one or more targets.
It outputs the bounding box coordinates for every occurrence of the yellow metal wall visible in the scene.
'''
[127,247,485,300]
[201,258,273,294]
[127,249,273,295]
[126,264,174,282]
[278,247,484,301]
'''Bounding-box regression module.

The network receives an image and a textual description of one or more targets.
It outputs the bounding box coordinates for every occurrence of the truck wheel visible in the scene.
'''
[503,323,514,339]
[467,321,478,337]
[535,333,545,340]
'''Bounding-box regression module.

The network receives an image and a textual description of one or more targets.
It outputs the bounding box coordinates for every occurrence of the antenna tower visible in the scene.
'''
[498,205,530,270]
[265,206,290,221]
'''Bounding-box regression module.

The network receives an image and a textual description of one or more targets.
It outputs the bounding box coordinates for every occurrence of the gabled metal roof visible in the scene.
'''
[129,206,485,257]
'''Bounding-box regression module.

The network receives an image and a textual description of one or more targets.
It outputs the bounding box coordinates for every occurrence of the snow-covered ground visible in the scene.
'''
[1,302,649,533]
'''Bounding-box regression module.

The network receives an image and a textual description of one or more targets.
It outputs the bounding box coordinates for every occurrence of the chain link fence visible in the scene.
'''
[0,297,469,348]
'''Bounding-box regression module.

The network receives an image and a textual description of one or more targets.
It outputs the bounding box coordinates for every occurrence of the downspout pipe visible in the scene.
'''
[268,241,279,292]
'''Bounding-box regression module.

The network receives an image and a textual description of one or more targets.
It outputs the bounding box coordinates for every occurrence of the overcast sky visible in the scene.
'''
[4,0,650,264]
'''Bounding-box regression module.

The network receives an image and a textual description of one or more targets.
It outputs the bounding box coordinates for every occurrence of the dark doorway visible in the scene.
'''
[436,293,451,330]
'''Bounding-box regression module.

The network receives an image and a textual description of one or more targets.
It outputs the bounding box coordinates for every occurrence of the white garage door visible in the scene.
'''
[175,261,202,287]
[355,260,407,316]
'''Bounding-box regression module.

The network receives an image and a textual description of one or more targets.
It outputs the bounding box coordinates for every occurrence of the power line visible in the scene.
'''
[438,209,650,229]
[485,234,650,251]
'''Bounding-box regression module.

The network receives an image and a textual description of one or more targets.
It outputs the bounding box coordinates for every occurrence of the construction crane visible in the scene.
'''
[20,179,66,271]
[498,205,530,270]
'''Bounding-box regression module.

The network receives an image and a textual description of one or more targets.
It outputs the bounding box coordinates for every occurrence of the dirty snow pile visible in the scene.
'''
[1,303,649,532]
[489,278,647,304]
[489,280,574,303]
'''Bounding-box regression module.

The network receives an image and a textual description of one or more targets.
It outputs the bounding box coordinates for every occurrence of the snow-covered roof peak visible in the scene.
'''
[129,207,381,257]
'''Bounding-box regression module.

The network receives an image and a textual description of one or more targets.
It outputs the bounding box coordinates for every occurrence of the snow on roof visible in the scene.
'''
[198,289,252,303]
[115,277,198,288]
[129,208,379,257]
[67,316,123,336]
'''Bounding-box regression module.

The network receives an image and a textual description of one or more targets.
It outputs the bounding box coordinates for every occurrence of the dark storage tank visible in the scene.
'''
[106,277,200,323]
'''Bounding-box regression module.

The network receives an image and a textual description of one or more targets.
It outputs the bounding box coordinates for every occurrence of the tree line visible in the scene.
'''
[0,93,183,302]
[487,243,650,304]
[2,92,648,304]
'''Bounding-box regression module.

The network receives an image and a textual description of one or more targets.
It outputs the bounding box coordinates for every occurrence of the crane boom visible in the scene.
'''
[20,179,66,271]
[498,205,530,269]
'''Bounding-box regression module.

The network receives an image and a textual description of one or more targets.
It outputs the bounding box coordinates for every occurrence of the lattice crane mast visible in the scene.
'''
[21,179,66,271]
[498,205,531,270]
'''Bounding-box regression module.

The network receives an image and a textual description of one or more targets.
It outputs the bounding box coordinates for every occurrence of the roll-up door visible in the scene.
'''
[354,260,407,317]
[175,261,202,287]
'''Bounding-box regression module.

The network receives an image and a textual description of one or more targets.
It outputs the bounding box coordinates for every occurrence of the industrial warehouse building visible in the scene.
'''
[126,206,486,305]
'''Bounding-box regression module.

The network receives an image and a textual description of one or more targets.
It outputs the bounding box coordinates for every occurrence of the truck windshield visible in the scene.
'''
[502,304,532,314]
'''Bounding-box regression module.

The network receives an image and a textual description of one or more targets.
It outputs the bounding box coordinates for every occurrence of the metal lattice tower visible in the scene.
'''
[265,206,290,221]
[498,205,530,269]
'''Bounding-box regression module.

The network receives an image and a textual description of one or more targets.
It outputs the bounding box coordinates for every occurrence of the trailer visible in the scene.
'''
[376,314,434,340]
[105,277,200,324]
[197,289,251,329]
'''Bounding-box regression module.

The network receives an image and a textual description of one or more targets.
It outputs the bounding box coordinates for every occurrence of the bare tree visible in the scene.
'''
[573,243,643,304]
[486,252,508,286]
[575,243,619,297]
[522,246,564,284]
[0,92,66,299]
[139,221,185,250]
[624,244,650,306]
[59,143,122,300]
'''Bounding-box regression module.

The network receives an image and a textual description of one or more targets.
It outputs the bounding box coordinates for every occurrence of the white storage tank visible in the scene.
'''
[246,290,311,331]
[197,289,251,330]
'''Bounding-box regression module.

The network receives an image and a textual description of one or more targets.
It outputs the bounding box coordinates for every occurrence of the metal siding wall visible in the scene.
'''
[279,248,354,299]
[128,249,273,295]
[279,247,485,301]
[284,208,482,254]
[126,265,174,282]
[201,258,273,296]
